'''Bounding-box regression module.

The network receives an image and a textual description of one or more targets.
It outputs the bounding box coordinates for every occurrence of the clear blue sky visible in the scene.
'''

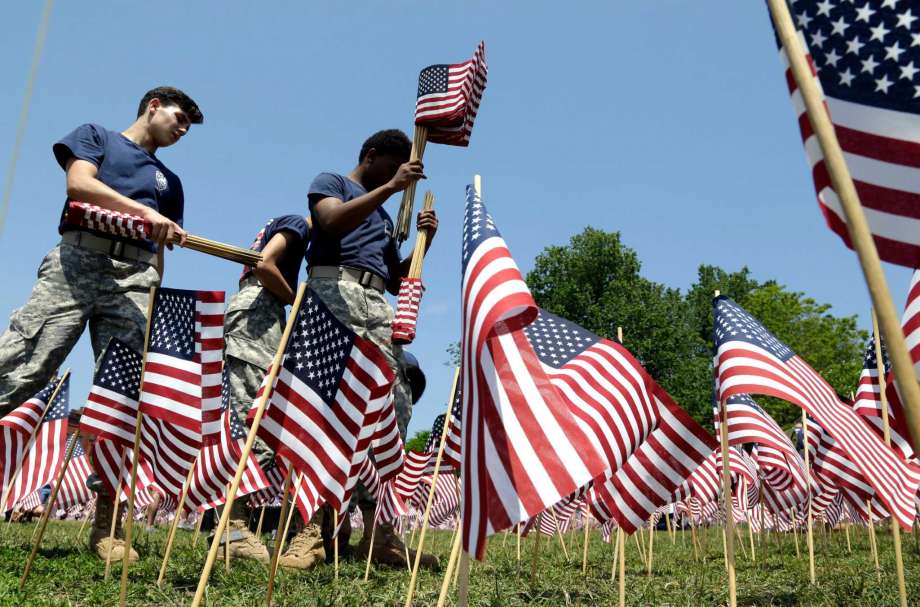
[0,1,911,437]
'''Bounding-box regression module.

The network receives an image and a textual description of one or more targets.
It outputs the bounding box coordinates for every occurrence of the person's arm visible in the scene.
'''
[253,232,298,305]
[396,208,439,278]
[64,158,187,249]
[311,161,424,235]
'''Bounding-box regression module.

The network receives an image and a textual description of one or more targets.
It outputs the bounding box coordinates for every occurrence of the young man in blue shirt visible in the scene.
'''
[307,129,438,568]
[0,86,203,563]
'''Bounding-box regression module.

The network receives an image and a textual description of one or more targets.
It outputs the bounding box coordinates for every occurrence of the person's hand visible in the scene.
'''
[142,207,186,249]
[387,160,426,192]
[417,208,438,240]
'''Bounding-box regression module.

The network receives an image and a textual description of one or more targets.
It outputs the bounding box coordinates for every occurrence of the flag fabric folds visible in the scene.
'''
[852,337,914,460]
[55,439,93,509]
[392,278,424,345]
[415,42,488,146]
[249,287,395,525]
[713,295,920,529]
[459,184,606,559]
[774,1,920,268]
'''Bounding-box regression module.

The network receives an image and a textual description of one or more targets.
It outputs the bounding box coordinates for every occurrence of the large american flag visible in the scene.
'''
[459,184,606,559]
[5,376,70,510]
[55,438,93,509]
[81,338,142,446]
[138,288,224,499]
[186,367,269,512]
[415,41,487,146]
[0,376,65,495]
[249,287,394,524]
[776,0,920,267]
[714,295,920,529]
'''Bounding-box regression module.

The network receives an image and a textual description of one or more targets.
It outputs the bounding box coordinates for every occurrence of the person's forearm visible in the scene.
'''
[253,266,295,305]
[315,183,397,234]
[66,173,156,219]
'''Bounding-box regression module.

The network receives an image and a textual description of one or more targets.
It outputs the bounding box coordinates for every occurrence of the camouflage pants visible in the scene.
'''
[222,282,285,522]
[0,242,158,414]
[309,277,412,511]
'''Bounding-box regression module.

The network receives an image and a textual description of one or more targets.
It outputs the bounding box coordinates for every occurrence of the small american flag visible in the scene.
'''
[81,338,142,446]
[392,278,424,345]
[425,390,463,471]
[423,473,460,528]
[0,376,64,493]
[249,287,394,524]
[186,367,269,512]
[415,42,487,146]
[246,460,287,509]
[65,201,149,241]
[459,184,605,559]
[5,376,70,510]
[55,438,93,509]
[853,337,914,459]
[374,480,409,525]
[138,287,224,499]
[393,450,431,500]
[714,295,920,529]
[775,1,920,267]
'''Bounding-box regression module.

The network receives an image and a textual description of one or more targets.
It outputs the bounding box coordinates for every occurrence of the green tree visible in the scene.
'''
[404,430,430,453]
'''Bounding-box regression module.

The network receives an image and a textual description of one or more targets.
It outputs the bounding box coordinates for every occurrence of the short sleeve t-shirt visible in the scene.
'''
[307,172,401,282]
[53,123,184,252]
[240,215,310,291]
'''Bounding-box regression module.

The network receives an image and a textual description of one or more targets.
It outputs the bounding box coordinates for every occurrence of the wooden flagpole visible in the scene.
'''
[266,469,296,607]
[119,287,158,607]
[529,514,543,584]
[867,499,881,581]
[581,504,591,575]
[802,411,816,585]
[766,0,920,451]
[104,450,127,581]
[0,370,71,514]
[665,509,674,544]
[157,457,197,587]
[75,501,93,542]
[717,339,738,607]
[516,522,521,567]
[634,530,646,564]
[191,512,204,547]
[403,368,460,607]
[617,527,625,607]
[395,126,429,244]
[790,507,800,559]
[435,529,463,607]
[19,433,79,589]
[363,506,379,582]
[191,282,308,607]
[690,515,699,561]
[845,522,852,553]
[407,191,435,278]
[224,484,231,573]
[333,509,339,581]
[646,514,655,576]
[871,310,909,607]
[254,505,266,539]
[609,527,620,581]
[549,507,570,562]
[746,512,756,563]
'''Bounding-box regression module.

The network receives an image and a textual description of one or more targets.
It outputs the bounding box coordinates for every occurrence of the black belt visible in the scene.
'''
[309,265,386,293]
[61,231,157,266]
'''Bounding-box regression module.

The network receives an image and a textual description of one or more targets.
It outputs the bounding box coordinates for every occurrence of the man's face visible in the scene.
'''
[363,150,407,190]
[146,99,192,148]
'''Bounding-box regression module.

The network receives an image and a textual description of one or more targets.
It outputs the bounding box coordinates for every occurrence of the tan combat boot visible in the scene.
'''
[89,497,138,564]
[278,523,325,570]
[223,518,270,564]
[355,509,438,570]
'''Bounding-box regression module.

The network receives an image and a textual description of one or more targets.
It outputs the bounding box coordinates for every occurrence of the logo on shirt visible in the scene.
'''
[154,170,169,193]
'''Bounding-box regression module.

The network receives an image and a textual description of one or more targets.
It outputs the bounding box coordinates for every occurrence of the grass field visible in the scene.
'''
[0,519,917,606]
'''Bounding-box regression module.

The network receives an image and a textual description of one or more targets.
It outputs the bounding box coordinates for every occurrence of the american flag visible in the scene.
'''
[55,439,93,509]
[65,201,149,241]
[5,376,70,510]
[459,184,606,559]
[415,42,487,146]
[775,1,920,268]
[246,460,286,509]
[249,287,394,524]
[186,367,269,512]
[713,295,920,529]
[717,394,801,460]
[393,450,431,500]
[425,389,463,471]
[368,393,405,483]
[422,473,460,528]
[392,278,424,345]
[17,490,43,512]
[882,269,920,458]
[81,338,142,446]
[0,376,65,495]
[671,450,721,507]
[138,288,224,499]
[374,480,409,525]
[852,337,914,459]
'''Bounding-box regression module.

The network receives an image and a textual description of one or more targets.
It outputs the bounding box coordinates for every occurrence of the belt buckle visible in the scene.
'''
[358,271,373,288]
[109,240,125,259]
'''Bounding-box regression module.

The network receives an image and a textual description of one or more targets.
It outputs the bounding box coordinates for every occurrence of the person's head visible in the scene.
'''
[356,129,411,190]
[135,86,203,148]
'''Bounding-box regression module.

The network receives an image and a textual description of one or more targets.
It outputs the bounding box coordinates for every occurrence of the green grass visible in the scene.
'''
[0,519,917,606]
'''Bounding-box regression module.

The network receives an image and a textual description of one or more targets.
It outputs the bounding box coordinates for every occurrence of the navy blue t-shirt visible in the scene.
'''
[307,172,401,282]
[53,123,184,252]
[240,215,310,291]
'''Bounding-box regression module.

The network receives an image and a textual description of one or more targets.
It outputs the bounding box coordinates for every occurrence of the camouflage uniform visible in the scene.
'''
[308,276,412,509]
[0,242,159,414]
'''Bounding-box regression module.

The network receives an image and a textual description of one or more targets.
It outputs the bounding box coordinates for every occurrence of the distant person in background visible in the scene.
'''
[0,86,203,564]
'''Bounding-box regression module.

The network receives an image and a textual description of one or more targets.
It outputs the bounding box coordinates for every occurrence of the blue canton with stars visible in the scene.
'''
[417,64,451,98]
[94,338,143,400]
[726,393,770,413]
[425,413,447,452]
[461,185,502,274]
[521,309,601,368]
[42,375,70,422]
[282,289,355,404]
[789,0,920,112]
[148,288,196,360]
[861,333,891,373]
[713,297,795,361]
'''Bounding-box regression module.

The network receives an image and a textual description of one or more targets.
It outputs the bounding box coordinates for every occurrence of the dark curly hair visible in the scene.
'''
[137,86,204,124]
[358,129,411,163]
